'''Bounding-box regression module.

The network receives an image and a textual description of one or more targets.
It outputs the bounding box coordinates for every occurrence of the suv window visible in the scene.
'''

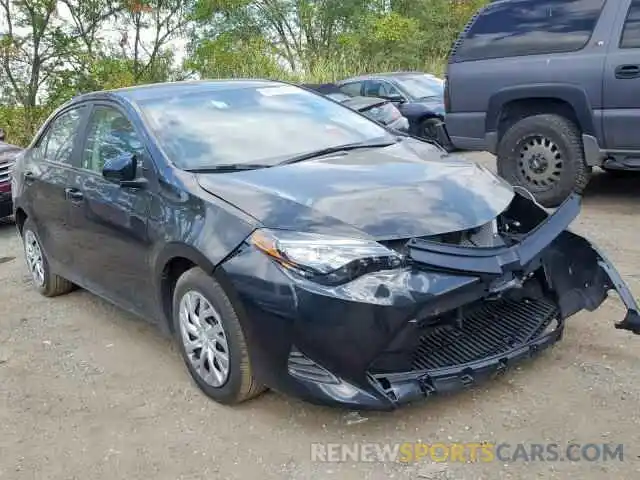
[621,0,640,48]
[454,0,606,62]
[39,107,84,165]
[339,82,363,96]
[82,106,144,174]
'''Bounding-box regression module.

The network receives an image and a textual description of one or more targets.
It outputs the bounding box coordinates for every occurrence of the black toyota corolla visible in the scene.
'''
[11,80,640,410]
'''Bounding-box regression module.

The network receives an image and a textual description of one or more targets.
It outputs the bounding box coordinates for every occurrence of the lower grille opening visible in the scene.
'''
[370,295,560,374]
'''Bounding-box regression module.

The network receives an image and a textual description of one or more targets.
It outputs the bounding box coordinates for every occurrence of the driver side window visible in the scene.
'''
[364,80,401,98]
[82,106,144,174]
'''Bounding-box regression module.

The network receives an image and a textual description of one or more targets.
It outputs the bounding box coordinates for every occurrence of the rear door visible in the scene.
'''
[20,106,87,274]
[603,0,640,151]
[67,103,156,314]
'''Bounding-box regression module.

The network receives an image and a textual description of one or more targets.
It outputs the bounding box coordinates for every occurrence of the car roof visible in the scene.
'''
[339,71,437,83]
[67,79,288,104]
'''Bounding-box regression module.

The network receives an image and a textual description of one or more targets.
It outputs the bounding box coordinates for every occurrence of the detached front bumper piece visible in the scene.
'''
[223,194,640,410]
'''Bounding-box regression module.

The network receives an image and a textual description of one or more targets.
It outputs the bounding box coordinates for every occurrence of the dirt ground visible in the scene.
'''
[1,152,640,480]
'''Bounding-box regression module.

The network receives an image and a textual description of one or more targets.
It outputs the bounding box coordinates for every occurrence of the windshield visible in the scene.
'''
[395,75,444,100]
[139,84,392,169]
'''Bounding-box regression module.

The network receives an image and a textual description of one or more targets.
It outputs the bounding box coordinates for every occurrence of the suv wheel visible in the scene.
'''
[497,114,591,207]
[173,267,265,405]
[22,219,75,297]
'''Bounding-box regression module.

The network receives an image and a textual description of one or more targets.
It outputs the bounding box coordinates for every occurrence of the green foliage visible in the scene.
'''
[0,0,490,145]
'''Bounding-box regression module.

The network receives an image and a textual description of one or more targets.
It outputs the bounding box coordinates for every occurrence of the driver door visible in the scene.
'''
[68,103,156,315]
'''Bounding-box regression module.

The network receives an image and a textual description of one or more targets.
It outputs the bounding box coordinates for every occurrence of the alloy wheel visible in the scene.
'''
[178,290,230,387]
[24,230,45,288]
[517,135,564,190]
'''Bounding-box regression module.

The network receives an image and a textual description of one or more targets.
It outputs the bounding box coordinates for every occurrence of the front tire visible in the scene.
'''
[497,114,591,208]
[22,218,74,297]
[172,267,265,405]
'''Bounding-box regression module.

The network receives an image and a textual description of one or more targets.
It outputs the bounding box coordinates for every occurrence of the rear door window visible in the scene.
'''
[621,0,640,49]
[453,0,606,62]
[37,107,85,165]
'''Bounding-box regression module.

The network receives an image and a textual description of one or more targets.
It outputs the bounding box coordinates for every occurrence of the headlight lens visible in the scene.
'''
[249,229,405,285]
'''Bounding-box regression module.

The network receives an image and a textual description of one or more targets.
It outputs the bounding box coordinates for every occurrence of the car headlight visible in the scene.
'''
[249,229,405,285]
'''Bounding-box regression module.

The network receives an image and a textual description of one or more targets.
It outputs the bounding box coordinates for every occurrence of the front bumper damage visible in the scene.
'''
[223,193,640,409]
[368,194,640,406]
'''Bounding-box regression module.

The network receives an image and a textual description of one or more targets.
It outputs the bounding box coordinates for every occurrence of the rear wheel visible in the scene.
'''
[22,219,74,297]
[172,267,265,405]
[497,114,591,207]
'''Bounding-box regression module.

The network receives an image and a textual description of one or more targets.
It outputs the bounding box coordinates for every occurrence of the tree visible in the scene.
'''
[116,0,193,82]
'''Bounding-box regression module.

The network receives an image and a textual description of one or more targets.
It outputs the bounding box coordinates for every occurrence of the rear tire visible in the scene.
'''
[497,114,591,208]
[172,267,265,405]
[22,218,74,297]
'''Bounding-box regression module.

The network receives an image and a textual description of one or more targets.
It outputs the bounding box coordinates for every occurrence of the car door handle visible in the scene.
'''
[615,64,640,79]
[64,188,84,202]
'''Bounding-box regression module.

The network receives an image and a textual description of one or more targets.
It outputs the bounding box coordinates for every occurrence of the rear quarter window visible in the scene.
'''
[452,0,606,62]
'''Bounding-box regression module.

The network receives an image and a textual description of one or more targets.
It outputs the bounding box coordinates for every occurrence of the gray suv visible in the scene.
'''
[445,0,640,207]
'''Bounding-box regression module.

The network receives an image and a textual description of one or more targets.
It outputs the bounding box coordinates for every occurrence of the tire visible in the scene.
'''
[496,114,591,208]
[420,117,454,152]
[419,117,441,140]
[172,267,265,405]
[22,218,74,297]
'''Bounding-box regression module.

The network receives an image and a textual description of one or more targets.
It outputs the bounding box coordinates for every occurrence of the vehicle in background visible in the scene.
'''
[0,141,23,220]
[301,83,409,132]
[445,0,640,207]
[336,72,453,150]
[11,80,640,410]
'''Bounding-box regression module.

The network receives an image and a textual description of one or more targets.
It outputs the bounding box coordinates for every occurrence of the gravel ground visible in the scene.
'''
[1,152,640,480]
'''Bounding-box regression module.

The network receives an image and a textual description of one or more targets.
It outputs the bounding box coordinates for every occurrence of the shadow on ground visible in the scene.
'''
[583,170,640,206]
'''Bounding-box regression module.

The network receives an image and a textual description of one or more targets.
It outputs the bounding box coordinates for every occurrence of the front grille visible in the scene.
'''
[412,296,559,371]
[0,162,11,184]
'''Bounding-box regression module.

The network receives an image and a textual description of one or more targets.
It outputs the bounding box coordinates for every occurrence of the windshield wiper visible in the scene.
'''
[278,140,397,166]
[184,163,269,173]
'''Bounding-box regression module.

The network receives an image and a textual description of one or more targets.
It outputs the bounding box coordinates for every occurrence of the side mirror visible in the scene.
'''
[102,152,142,187]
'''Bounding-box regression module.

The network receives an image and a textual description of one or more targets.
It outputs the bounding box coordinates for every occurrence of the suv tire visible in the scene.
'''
[173,267,266,405]
[497,114,591,208]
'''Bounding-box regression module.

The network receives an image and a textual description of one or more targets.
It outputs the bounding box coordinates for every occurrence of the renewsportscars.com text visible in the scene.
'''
[310,442,625,463]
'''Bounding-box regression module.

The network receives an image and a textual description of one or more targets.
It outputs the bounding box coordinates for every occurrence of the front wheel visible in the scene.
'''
[172,267,265,405]
[420,117,453,152]
[496,114,591,208]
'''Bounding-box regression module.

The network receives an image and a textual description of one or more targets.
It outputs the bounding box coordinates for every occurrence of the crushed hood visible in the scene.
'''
[197,140,514,240]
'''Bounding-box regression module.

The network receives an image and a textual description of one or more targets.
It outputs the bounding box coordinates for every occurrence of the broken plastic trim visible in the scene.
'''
[407,193,581,275]
[407,192,640,335]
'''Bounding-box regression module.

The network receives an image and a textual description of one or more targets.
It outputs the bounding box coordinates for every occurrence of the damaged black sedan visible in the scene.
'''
[12,80,640,410]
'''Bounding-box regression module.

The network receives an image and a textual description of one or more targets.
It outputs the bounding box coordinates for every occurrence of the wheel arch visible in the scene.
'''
[486,85,595,147]
[14,207,28,234]
[154,242,219,335]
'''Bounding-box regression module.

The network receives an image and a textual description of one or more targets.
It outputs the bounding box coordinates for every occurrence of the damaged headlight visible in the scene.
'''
[249,229,405,284]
